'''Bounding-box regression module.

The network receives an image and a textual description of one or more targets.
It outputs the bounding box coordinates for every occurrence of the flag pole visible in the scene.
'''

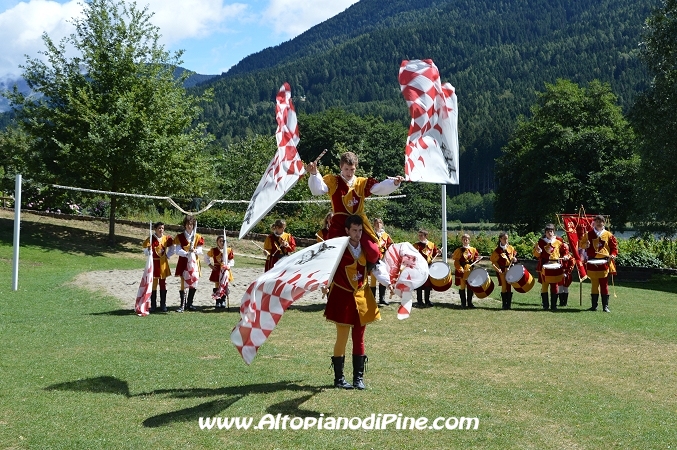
[224,227,229,310]
[441,184,448,264]
[12,174,22,291]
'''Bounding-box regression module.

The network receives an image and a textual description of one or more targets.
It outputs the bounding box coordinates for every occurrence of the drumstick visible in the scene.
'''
[251,240,270,256]
[315,233,324,241]
[468,256,484,268]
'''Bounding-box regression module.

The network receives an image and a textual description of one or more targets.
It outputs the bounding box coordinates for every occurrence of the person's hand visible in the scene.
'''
[305,161,318,175]
[321,285,329,296]
[535,245,542,253]
[143,248,150,256]
[392,175,405,186]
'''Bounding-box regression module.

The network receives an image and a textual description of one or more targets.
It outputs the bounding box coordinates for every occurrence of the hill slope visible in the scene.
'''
[195,0,655,193]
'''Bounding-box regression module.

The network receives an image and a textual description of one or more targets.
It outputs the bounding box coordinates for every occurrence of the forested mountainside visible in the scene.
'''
[194,0,655,193]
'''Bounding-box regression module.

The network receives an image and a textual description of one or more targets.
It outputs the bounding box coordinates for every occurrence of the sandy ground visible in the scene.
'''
[70,265,463,312]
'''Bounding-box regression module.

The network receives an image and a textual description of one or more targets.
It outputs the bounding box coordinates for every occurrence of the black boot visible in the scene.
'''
[588,294,599,311]
[467,290,475,308]
[416,288,424,307]
[425,288,433,307]
[559,293,568,307]
[331,356,353,389]
[460,289,467,308]
[187,288,197,311]
[541,292,549,310]
[602,295,610,313]
[501,292,508,310]
[378,284,389,306]
[507,292,513,310]
[550,293,558,311]
[150,291,157,312]
[160,290,167,312]
[177,290,185,312]
[352,354,368,390]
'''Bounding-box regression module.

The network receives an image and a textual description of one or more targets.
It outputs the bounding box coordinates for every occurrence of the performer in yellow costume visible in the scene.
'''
[142,222,174,312]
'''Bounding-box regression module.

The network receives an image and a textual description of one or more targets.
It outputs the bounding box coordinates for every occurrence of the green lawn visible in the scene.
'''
[1,217,676,449]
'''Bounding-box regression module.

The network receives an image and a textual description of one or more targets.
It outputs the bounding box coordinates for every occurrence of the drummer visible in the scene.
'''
[452,233,482,308]
[490,232,517,310]
[579,215,618,312]
[413,229,441,307]
[533,223,569,311]
[557,242,576,307]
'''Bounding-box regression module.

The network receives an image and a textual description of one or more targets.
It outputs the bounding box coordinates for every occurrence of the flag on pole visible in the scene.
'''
[561,213,596,280]
[135,251,153,316]
[383,242,430,320]
[399,59,459,185]
[239,83,306,238]
[230,237,349,364]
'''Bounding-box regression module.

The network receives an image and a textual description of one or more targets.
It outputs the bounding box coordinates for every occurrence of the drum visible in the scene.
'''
[466,268,494,299]
[542,262,564,284]
[505,264,535,293]
[586,259,609,279]
[429,261,453,292]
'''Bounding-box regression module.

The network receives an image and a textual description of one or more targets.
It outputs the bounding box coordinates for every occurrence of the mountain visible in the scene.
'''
[192,0,656,193]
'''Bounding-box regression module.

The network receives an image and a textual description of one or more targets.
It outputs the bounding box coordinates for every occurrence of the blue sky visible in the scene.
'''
[0,0,359,81]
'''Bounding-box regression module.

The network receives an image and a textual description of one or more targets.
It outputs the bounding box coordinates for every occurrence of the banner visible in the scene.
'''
[231,237,349,364]
[561,214,596,280]
[239,83,305,238]
[399,59,459,184]
[134,252,153,316]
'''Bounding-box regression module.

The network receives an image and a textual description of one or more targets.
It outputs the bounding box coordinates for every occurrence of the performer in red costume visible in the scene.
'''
[579,215,618,312]
[323,214,391,390]
[306,151,404,265]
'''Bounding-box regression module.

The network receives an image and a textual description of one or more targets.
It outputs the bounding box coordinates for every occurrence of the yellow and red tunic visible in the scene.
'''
[174,232,204,276]
[206,247,234,283]
[325,245,381,327]
[452,246,479,286]
[490,244,517,291]
[264,232,296,272]
[579,229,618,275]
[142,234,173,279]
[532,236,568,283]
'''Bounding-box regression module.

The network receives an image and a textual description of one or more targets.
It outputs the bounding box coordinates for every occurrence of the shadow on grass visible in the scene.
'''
[0,217,138,256]
[45,376,326,427]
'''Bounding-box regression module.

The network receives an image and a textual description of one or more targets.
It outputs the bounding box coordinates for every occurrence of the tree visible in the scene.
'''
[5,0,214,241]
[495,79,639,233]
[631,0,677,231]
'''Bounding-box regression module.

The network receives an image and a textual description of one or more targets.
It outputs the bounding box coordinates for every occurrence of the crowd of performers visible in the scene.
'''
[141,151,618,390]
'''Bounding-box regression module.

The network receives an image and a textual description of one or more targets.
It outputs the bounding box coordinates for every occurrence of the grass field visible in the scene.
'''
[1,211,676,449]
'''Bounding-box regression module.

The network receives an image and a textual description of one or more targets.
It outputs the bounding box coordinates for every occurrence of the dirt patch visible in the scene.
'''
[70,267,462,311]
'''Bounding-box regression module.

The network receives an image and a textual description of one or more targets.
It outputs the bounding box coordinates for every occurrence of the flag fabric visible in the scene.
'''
[135,252,153,316]
[239,83,306,238]
[399,59,459,185]
[231,237,349,365]
[561,214,596,280]
[383,242,430,320]
[183,252,199,289]
[213,266,230,300]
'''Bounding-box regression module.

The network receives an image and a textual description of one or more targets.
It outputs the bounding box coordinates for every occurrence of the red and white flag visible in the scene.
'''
[383,242,430,320]
[561,213,596,280]
[239,83,306,238]
[135,252,153,316]
[183,252,199,289]
[231,237,349,364]
[213,266,230,300]
[399,59,459,184]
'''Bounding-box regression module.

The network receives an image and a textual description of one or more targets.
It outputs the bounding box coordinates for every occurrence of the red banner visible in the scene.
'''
[561,214,596,280]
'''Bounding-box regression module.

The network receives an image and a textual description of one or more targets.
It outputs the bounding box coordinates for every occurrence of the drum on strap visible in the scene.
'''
[428,261,453,292]
[586,259,609,279]
[542,262,564,284]
[505,264,535,293]
[467,268,494,298]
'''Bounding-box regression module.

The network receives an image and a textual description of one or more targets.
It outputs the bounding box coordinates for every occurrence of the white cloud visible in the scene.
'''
[262,0,358,37]
[0,0,81,80]
[145,0,249,45]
